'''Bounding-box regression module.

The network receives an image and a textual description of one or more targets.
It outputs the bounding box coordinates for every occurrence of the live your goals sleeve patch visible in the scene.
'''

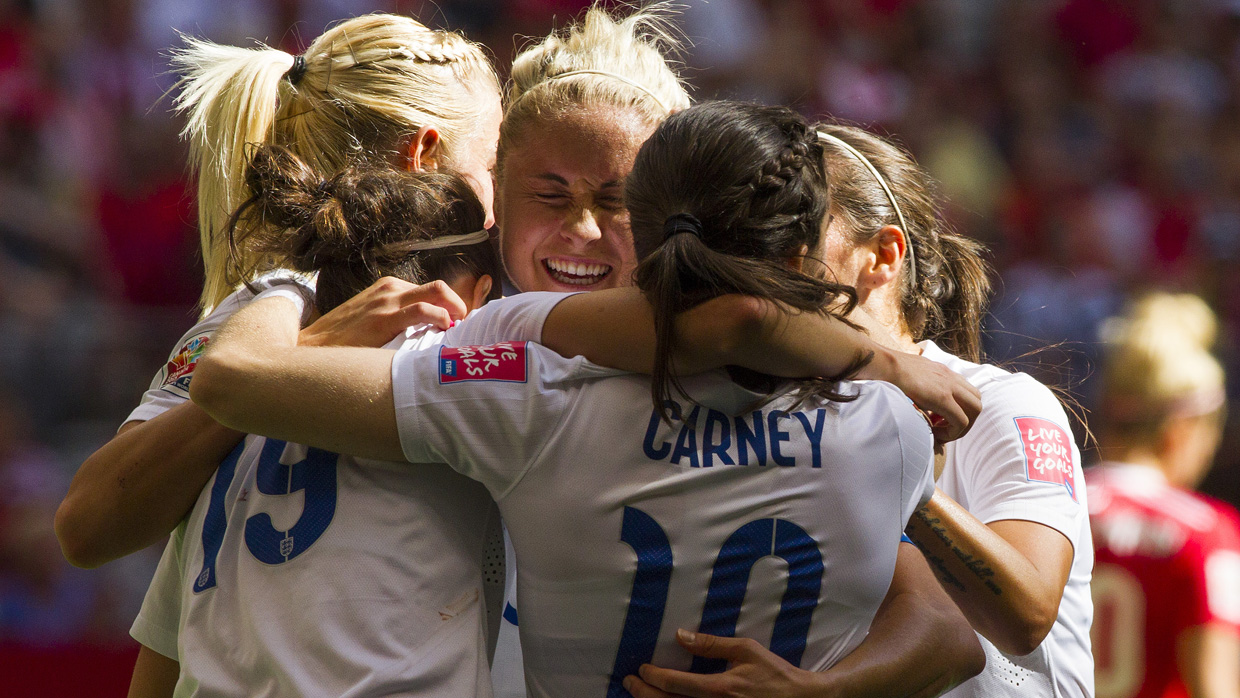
[1015,416,1076,500]
[439,342,528,384]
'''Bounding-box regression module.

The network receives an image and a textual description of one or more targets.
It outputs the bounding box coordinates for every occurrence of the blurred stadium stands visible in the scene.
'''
[2,0,1239,693]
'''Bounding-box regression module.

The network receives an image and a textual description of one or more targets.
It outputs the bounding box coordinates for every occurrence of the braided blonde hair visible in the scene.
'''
[172,13,499,313]
[498,2,691,174]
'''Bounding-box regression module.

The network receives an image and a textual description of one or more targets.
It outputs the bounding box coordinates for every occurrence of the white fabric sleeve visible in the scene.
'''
[130,522,187,659]
[953,373,1083,540]
[123,273,316,427]
[390,340,577,500]
[886,385,936,523]
[251,283,315,322]
[449,292,578,347]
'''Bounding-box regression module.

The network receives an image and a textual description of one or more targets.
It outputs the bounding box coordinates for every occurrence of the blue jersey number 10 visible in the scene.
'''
[193,439,338,592]
[606,506,824,697]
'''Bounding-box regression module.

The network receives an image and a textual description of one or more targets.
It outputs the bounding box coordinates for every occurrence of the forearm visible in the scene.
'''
[191,297,405,461]
[1179,624,1240,698]
[904,490,1065,655]
[127,645,179,698]
[55,404,242,568]
[541,289,880,377]
[815,546,984,697]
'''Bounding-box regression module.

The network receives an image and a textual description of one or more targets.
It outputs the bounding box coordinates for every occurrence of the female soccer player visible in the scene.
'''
[605,124,1094,697]
[1088,293,1240,698]
[128,147,507,697]
[55,12,501,569]
[189,100,984,698]
[50,12,504,695]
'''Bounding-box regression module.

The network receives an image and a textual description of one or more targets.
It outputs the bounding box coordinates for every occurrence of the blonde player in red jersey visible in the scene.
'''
[1088,293,1240,698]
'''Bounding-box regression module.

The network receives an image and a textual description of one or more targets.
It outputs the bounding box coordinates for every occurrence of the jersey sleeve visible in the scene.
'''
[1182,508,1240,633]
[123,273,316,427]
[449,292,578,347]
[953,373,1083,540]
[886,384,936,523]
[390,340,581,499]
[130,522,188,659]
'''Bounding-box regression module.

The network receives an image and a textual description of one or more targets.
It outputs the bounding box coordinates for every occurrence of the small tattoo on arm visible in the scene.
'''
[910,510,1003,596]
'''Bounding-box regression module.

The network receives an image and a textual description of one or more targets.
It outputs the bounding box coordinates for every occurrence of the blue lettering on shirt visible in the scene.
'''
[643,399,828,470]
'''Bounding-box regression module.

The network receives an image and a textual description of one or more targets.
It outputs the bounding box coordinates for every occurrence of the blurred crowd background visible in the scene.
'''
[2,0,1240,691]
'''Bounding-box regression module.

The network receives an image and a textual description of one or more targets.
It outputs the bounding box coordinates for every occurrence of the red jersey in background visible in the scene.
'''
[1087,463,1240,698]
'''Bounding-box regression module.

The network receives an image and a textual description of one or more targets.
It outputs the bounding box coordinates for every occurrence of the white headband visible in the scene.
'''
[546,70,670,112]
[405,229,490,252]
[816,131,915,284]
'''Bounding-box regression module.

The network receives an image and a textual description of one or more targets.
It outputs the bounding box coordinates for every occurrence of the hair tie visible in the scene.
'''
[285,55,308,85]
[663,213,703,241]
[405,228,491,252]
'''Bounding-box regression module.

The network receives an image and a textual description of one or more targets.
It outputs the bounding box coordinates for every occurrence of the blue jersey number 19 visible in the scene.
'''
[193,438,338,592]
[606,506,824,697]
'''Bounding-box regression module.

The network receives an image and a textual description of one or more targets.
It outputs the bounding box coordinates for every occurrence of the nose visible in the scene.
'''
[561,206,602,244]
[483,207,496,230]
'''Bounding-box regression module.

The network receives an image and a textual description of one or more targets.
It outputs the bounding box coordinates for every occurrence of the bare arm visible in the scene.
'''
[1178,624,1240,698]
[626,544,984,698]
[541,288,980,441]
[127,646,179,698]
[904,489,1073,655]
[189,295,408,462]
[55,406,242,568]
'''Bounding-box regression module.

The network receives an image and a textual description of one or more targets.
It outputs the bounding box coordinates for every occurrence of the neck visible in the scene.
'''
[853,297,918,354]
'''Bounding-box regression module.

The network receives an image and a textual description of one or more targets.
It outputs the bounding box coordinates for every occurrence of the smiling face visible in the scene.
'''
[496,105,656,292]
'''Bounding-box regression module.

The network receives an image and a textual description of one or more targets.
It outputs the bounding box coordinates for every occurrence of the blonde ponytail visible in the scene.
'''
[172,14,499,314]
[499,2,690,172]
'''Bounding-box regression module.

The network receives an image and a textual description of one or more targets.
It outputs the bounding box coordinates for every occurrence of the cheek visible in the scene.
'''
[817,237,857,281]
[499,215,553,284]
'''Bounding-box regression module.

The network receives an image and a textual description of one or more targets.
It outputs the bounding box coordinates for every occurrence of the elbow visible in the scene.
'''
[954,621,987,683]
[54,497,107,569]
[709,295,771,350]
[188,351,247,429]
[929,598,986,685]
[987,605,1057,656]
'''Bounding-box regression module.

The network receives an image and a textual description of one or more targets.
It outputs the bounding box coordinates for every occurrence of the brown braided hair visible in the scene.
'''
[226,145,497,314]
[627,101,870,419]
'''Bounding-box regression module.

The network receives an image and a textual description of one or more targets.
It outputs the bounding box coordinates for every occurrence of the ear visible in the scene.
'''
[859,225,908,290]
[405,126,442,172]
[786,244,811,272]
[468,274,494,313]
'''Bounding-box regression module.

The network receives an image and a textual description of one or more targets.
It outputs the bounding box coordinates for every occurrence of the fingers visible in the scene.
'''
[676,629,762,662]
[403,303,454,331]
[637,664,722,698]
[622,674,683,698]
[401,279,468,322]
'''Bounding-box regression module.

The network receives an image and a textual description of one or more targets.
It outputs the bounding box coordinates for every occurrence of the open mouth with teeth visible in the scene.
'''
[543,258,613,286]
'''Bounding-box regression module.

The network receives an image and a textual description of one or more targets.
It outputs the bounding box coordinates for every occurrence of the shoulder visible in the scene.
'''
[1090,467,1224,536]
[842,380,934,445]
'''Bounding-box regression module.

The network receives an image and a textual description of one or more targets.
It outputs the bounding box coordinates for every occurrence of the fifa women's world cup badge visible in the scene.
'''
[160,335,211,397]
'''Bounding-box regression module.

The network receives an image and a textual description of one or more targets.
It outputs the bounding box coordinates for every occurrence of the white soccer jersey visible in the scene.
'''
[391,310,936,698]
[921,340,1095,698]
[124,273,316,426]
[129,287,564,697]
